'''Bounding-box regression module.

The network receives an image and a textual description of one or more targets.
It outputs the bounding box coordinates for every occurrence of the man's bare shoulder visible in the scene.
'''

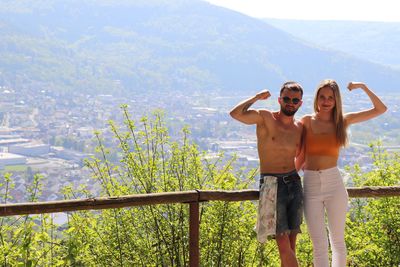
[257,109,275,121]
[258,109,273,116]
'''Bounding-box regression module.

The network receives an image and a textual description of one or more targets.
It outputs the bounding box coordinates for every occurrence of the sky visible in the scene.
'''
[205,0,400,22]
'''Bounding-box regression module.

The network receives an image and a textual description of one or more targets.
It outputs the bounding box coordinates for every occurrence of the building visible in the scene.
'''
[0,152,27,168]
[50,146,92,165]
[9,143,50,157]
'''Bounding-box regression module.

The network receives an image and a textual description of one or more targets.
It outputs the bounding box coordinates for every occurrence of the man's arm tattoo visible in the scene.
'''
[242,102,253,113]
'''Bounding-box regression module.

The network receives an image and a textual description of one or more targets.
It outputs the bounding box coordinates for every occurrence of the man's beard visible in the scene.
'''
[280,106,298,116]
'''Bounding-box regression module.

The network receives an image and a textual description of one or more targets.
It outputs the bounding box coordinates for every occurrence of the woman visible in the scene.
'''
[296,80,387,267]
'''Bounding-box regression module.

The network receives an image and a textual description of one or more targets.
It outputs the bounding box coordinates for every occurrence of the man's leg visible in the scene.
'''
[287,179,303,254]
[276,234,299,267]
[289,232,297,251]
[275,179,299,267]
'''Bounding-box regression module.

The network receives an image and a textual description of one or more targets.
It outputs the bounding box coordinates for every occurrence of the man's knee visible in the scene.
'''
[276,234,294,254]
[289,233,298,250]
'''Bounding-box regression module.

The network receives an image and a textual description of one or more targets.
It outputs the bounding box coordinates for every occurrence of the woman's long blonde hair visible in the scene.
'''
[313,79,348,146]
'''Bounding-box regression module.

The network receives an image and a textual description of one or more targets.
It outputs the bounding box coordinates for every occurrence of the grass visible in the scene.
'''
[3,164,28,172]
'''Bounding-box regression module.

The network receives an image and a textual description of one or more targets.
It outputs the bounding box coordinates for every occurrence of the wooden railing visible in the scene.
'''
[1,186,400,267]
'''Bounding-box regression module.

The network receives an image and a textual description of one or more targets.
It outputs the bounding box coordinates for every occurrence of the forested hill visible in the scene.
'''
[1,0,399,95]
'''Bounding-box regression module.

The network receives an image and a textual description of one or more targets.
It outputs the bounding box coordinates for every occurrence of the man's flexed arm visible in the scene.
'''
[229,90,271,125]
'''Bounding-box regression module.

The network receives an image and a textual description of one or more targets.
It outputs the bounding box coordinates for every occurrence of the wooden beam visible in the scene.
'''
[0,191,198,216]
[347,186,400,198]
[1,187,400,217]
[198,189,258,202]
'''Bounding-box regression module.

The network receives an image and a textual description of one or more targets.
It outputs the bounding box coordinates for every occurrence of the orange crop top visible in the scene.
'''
[305,127,340,159]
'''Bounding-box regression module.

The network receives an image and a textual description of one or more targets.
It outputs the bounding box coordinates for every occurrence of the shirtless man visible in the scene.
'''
[230,81,304,267]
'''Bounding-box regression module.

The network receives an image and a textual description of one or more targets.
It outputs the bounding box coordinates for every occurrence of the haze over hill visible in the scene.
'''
[0,0,399,95]
[264,19,400,71]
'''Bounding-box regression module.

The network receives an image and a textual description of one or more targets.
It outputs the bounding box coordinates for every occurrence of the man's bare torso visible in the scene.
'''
[257,110,303,173]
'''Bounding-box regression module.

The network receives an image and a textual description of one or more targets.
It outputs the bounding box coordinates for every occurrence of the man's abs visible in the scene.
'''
[257,143,298,173]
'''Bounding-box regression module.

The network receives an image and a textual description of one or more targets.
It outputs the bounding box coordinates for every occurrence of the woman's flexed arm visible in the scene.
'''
[344,82,387,126]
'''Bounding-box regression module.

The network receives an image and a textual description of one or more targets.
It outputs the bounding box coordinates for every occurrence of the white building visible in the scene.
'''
[9,143,50,157]
[0,152,27,168]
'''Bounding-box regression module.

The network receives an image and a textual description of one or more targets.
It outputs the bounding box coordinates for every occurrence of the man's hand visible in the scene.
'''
[255,90,271,100]
[347,82,366,91]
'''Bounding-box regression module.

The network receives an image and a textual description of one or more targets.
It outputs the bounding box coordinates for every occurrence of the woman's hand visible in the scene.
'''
[347,82,366,91]
[344,82,387,125]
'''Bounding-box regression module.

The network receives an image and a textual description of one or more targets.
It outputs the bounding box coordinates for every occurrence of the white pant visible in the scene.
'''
[303,167,348,267]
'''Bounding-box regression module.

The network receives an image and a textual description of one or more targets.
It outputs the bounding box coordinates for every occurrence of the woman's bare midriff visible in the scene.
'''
[305,155,338,171]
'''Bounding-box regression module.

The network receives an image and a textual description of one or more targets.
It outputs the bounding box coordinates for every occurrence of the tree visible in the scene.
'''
[346,142,400,266]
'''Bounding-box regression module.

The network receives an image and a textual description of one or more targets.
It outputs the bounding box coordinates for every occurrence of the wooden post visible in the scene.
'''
[189,202,199,267]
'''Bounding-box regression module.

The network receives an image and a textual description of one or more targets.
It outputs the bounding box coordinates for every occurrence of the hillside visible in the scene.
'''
[0,0,399,95]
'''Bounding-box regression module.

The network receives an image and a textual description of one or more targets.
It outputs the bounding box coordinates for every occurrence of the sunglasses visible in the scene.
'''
[282,96,301,105]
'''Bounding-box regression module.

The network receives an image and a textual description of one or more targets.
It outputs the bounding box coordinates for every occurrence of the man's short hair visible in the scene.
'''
[280,81,303,97]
